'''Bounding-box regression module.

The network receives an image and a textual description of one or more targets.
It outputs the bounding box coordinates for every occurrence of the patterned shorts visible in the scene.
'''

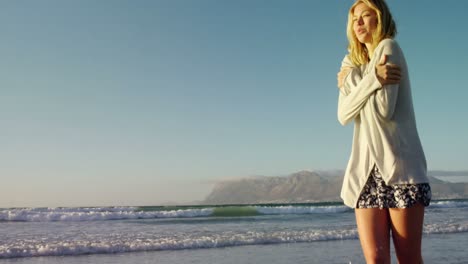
[356,165,431,209]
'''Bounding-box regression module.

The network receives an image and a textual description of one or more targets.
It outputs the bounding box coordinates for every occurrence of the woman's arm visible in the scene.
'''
[373,40,402,120]
[337,55,382,126]
[337,72,381,125]
[337,42,402,126]
[338,55,362,95]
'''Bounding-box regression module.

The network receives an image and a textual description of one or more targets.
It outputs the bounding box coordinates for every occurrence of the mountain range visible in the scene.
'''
[202,170,468,205]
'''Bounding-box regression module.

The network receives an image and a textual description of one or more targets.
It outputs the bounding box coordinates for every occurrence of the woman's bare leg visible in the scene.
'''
[388,203,425,264]
[355,208,391,264]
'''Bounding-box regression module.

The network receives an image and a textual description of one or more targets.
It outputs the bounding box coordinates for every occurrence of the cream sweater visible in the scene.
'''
[338,39,429,208]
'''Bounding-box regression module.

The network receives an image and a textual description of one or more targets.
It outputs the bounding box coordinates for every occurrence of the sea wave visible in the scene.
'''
[0,229,359,259]
[1,200,465,222]
[0,205,350,222]
[428,200,468,208]
[1,221,467,259]
[255,205,350,214]
[424,222,468,234]
[0,207,213,222]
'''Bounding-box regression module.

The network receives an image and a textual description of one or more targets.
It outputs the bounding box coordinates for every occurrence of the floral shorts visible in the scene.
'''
[356,165,431,209]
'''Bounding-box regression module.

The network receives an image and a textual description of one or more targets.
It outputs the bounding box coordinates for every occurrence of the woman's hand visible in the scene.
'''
[376,55,401,85]
[337,66,353,89]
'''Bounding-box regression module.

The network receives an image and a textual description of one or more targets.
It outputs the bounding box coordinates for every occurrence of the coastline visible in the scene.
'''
[2,232,466,264]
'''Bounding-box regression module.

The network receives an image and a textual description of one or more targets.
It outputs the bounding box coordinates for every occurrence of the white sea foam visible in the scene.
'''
[0,207,213,222]
[1,220,467,259]
[424,222,468,234]
[428,200,468,208]
[0,229,360,259]
[0,205,349,222]
[1,200,465,222]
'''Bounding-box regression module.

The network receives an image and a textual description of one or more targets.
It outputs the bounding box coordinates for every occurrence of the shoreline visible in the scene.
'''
[2,232,466,264]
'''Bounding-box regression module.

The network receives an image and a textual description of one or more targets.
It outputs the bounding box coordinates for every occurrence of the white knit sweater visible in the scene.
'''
[338,39,429,208]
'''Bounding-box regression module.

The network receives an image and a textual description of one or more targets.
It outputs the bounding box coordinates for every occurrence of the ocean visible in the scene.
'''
[1,200,467,263]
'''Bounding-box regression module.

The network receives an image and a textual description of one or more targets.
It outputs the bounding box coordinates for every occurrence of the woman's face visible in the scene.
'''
[352,3,378,44]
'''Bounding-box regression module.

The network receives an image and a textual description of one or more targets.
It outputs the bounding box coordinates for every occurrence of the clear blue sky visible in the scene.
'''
[2,0,467,207]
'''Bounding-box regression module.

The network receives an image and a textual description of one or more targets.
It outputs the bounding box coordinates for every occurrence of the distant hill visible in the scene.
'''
[201,170,468,205]
[427,170,468,176]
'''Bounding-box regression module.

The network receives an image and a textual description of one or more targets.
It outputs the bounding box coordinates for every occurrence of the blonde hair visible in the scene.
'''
[347,0,397,65]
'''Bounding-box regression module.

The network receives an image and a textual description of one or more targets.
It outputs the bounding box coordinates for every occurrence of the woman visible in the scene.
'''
[336,0,431,263]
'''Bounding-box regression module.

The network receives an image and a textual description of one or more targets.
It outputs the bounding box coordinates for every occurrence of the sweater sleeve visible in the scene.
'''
[339,55,362,96]
[337,56,382,126]
[373,39,401,120]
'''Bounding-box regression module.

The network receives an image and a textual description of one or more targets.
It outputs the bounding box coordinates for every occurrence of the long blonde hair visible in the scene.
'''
[347,0,397,66]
